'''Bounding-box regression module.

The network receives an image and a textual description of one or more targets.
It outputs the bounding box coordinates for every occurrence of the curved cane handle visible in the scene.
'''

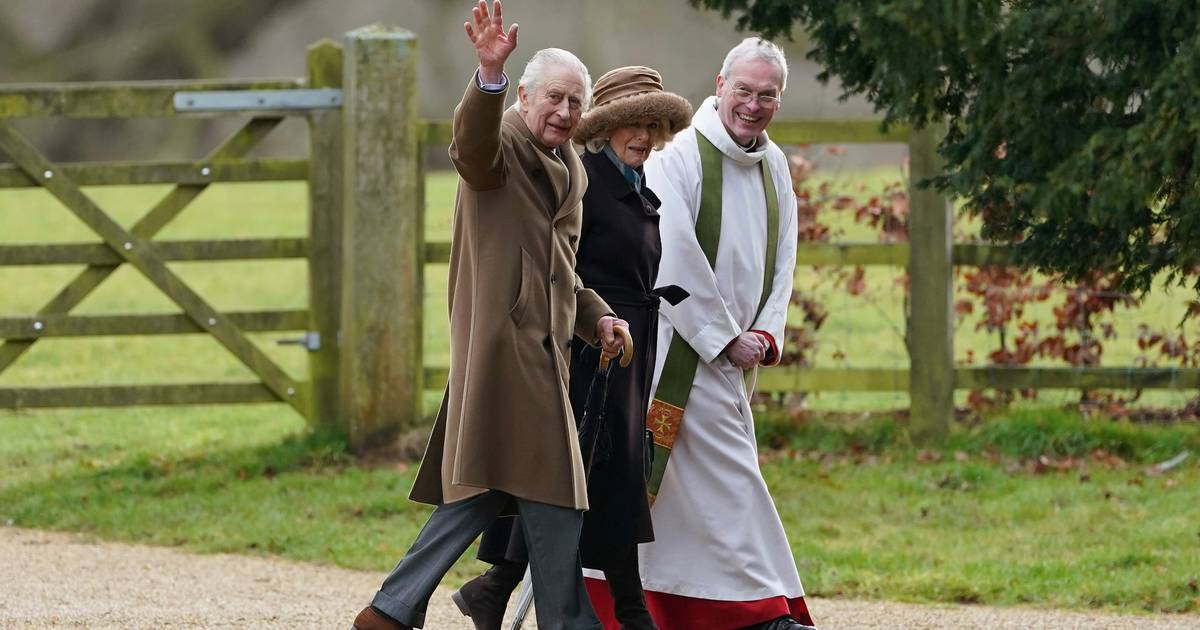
[599,324,635,370]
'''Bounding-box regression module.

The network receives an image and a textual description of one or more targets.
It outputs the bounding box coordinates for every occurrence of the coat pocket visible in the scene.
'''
[508,247,535,327]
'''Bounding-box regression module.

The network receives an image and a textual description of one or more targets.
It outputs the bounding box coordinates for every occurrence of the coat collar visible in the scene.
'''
[503,106,586,221]
[694,95,771,166]
[582,149,661,213]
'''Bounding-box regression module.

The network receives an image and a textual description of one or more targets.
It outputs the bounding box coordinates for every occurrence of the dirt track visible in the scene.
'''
[2,526,1196,629]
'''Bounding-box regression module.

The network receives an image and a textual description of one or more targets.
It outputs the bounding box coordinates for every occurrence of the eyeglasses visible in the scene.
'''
[729,87,782,110]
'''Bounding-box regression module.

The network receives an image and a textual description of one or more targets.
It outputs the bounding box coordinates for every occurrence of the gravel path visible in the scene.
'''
[2,526,1196,629]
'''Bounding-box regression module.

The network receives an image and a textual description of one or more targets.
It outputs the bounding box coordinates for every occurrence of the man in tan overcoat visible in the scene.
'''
[352,2,623,630]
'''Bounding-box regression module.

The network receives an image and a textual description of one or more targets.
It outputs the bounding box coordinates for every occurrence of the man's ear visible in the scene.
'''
[517,84,528,111]
[715,73,725,97]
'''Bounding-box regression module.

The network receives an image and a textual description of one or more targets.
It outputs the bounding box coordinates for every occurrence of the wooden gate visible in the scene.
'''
[0,27,424,450]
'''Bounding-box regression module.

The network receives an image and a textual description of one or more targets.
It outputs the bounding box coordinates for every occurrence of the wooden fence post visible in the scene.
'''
[340,26,423,451]
[907,125,954,442]
[305,40,344,431]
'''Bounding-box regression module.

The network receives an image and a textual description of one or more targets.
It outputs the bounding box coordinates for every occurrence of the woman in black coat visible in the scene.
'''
[451,66,692,630]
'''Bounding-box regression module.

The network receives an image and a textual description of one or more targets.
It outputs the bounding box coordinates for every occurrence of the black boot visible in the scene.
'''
[450,562,526,630]
[752,616,817,630]
[604,546,658,630]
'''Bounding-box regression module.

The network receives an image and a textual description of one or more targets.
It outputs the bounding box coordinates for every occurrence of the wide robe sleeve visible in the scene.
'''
[749,148,798,367]
[645,136,742,364]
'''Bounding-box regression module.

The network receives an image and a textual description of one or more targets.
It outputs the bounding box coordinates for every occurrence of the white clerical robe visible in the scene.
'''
[614,95,804,602]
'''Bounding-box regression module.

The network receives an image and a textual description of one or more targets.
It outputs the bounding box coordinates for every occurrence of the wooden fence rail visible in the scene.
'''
[0,239,307,266]
[0,310,307,339]
[754,367,1200,392]
[0,158,307,187]
[0,383,277,408]
[2,26,1195,446]
[0,79,307,118]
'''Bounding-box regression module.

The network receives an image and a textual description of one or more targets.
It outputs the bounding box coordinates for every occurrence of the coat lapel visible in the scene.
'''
[552,145,585,223]
[533,146,568,208]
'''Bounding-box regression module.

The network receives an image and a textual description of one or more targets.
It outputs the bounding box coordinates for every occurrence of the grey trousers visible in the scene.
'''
[370,490,601,630]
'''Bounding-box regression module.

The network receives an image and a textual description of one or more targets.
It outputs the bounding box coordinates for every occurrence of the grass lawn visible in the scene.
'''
[2,170,1199,613]
[761,409,1200,613]
[1,404,1197,613]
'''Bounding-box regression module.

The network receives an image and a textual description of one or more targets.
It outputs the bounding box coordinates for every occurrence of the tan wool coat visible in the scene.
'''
[409,76,612,510]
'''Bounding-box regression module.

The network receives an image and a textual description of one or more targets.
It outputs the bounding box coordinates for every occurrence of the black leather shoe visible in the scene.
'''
[756,616,817,630]
[450,563,525,630]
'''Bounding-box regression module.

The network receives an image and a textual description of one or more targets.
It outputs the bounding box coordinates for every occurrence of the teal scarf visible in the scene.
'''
[602,144,643,192]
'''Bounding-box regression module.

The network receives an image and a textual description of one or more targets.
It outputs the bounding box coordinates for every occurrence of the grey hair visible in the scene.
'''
[517,48,593,112]
[719,37,788,92]
[584,137,609,154]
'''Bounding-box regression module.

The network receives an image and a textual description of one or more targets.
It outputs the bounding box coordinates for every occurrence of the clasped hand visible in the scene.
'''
[725,332,767,369]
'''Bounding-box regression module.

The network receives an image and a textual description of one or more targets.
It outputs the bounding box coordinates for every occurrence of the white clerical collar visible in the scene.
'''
[695,95,769,165]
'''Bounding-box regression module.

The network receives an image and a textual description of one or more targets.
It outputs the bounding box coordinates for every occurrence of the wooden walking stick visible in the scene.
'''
[510,325,633,629]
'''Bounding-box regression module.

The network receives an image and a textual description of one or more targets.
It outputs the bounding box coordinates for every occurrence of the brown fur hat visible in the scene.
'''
[574,65,693,145]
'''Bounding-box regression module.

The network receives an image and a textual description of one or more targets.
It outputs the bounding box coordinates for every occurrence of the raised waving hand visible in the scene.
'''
[465,0,518,84]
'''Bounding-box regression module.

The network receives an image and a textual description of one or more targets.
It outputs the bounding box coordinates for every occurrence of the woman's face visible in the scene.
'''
[608,118,662,168]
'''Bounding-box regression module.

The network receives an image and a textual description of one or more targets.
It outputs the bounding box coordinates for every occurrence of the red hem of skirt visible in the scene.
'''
[584,577,815,630]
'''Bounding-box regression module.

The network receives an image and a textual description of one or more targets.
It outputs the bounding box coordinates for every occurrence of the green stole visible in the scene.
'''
[645,130,780,504]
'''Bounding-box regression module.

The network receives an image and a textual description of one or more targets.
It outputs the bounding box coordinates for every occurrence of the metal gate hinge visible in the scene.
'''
[173,89,342,112]
[276,331,321,351]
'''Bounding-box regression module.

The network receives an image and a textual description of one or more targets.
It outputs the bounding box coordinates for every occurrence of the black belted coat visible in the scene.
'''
[571,149,663,566]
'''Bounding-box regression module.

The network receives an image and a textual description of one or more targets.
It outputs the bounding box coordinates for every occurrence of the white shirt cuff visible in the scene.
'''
[476,70,508,93]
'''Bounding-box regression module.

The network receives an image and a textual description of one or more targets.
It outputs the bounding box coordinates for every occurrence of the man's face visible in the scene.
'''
[715,57,783,146]
[518,64,585,149]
